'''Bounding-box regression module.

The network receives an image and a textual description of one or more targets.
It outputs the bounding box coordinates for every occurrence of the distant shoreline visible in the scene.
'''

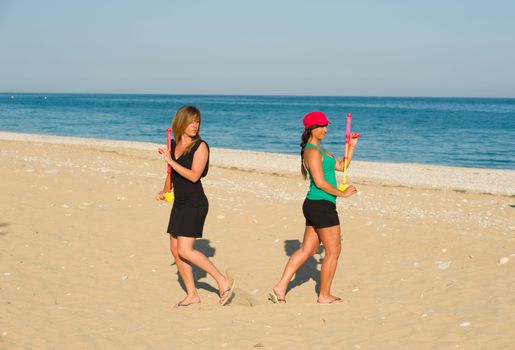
[1,130,513,196]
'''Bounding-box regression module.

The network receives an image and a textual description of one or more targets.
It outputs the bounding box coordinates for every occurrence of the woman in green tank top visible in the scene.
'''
[270,111,358,304]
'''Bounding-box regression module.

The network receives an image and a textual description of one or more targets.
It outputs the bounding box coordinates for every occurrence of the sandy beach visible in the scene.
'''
[1,131,514,349]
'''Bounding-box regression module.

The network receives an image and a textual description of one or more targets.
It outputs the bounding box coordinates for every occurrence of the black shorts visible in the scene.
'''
[303,199,340,229]
[167,199,209,238]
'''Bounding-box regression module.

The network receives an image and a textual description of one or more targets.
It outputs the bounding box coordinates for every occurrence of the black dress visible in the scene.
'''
[167,139,209,238]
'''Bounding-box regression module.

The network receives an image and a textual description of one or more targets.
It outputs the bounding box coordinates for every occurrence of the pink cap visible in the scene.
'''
[303,111,331,128]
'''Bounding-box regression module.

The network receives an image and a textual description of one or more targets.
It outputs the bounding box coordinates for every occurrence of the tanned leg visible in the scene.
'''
[316,225,343,304]
[272,226,320,303]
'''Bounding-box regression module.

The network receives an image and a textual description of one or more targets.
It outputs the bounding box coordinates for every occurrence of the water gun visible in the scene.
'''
[156,128,174,202]
[339,113,361,191]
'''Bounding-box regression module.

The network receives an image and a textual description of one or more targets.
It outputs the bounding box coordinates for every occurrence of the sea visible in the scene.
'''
[1,93,514,170]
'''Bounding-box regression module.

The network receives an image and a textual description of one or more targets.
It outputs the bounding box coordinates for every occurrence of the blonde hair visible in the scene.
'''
[171,105,202,155]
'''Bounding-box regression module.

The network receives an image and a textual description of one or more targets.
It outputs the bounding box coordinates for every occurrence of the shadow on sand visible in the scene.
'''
[283,239,324,295]
[0,222,9,236]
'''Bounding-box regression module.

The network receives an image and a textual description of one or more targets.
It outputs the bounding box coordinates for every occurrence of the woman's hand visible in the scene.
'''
[158,148,173,165]
[349,132,359,149]
[155,190,166,200]
[339,184,357,197]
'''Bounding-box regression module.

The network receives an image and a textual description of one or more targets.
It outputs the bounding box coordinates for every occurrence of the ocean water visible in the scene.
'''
[1,93,514,170]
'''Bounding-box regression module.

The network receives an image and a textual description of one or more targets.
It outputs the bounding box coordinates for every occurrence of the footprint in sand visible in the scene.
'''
[229,288,260,307]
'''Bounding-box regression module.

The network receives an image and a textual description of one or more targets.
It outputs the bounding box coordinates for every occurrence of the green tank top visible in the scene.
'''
[304,143,337,204]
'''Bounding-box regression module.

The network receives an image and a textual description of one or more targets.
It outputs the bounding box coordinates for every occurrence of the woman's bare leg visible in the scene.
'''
[170,235,200,306]
[273,226,320,302]
[316,225,342,303]
[176,236,231,304]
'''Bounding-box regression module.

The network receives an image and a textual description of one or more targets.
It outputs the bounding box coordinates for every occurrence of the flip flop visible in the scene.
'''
[220,279,235,306]
[317,297,343,305]
[173,301,195,308]
[269,290,286,304]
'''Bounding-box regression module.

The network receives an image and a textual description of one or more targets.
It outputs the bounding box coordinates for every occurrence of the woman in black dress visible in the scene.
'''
[158,105,234,307]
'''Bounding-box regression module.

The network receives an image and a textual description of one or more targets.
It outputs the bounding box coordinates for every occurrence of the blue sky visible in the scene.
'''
[1,0,514,97]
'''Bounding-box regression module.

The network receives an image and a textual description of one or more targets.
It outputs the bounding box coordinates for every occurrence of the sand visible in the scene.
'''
[1,131,514,349]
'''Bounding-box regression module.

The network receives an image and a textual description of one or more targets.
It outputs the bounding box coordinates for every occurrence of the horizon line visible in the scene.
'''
[1,91,514,100]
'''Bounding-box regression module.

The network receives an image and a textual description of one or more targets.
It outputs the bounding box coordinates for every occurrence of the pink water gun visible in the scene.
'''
[156,128,174,202]
[339,113,361,191]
